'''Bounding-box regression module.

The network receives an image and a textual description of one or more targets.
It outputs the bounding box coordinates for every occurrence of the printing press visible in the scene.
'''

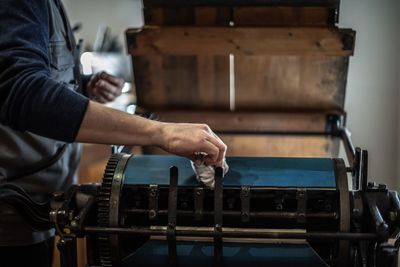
[2,0,400,266]
[45,148,399,267]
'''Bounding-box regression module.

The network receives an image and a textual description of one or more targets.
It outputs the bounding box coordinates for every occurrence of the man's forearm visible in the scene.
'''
[76,101,227,166]
[76,101,163,147]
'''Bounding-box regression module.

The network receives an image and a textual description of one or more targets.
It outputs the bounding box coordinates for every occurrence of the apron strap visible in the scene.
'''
[5,144,67,181]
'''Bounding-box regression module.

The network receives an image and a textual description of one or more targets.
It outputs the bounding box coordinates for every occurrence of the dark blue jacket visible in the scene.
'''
[0,0,89,142]
[0,0,89,246]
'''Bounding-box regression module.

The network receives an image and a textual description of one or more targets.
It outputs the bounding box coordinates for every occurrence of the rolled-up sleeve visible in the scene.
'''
[0,0,89,142]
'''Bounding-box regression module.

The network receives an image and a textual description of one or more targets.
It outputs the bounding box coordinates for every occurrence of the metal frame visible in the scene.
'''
[167,167,178,266]
[334,158,351,266]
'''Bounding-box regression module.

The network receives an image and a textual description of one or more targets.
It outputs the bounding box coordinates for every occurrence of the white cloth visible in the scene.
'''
[191,157,229,189]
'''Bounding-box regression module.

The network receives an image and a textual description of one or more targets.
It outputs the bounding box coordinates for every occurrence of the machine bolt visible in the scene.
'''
[149,210,156,219]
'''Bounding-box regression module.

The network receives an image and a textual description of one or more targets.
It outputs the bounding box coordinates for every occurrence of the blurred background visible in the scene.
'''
[64,0,400,190]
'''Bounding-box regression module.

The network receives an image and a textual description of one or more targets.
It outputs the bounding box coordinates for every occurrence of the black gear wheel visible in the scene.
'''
[97,153,123,266]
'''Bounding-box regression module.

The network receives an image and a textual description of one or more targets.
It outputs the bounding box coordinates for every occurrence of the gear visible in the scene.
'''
[97,153,122,266]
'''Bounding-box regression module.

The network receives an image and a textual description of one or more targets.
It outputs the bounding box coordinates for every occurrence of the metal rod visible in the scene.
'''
[167,166,178,267]
[354,147,362,190]
[361,150,368,191]
[125,209,338,220]
[366,197,389,241]
[84,226,378,241]
[214,167,223,267]
[340,128,356,164]
[389,191,400,222]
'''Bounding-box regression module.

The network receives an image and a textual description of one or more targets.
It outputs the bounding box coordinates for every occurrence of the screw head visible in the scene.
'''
[149,210,156,219]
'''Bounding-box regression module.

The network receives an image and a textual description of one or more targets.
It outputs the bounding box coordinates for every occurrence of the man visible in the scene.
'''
[0,0,227,266]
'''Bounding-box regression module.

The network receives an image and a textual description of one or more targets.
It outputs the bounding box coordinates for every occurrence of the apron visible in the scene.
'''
[0,0,83,246]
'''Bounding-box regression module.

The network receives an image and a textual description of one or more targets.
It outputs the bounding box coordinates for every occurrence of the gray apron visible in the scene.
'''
[0,0,83,246]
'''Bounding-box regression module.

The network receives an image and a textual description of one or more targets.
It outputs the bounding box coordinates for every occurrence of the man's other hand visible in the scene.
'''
[86,71,124,103]
[156,123,227,167]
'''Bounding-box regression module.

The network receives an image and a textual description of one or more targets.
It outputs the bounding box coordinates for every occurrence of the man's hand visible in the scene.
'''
[157,123,227,166]
[86,71,124,103]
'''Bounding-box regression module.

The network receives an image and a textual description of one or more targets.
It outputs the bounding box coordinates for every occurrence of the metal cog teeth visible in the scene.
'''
[97,153,124,266]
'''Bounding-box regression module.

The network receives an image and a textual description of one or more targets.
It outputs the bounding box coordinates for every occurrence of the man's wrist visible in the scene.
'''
[147,120,166,148]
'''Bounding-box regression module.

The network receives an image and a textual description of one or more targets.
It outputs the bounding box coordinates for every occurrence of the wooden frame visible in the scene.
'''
[153,111,337,133]
[144,7,335,26]
[127,27,355,57]
[143,0,340,8]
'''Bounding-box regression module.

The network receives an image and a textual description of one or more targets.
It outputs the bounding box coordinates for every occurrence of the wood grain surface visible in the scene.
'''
[127,27,354,57]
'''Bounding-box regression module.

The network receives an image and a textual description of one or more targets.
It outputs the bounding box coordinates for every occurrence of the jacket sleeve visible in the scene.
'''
[0,0,89,142]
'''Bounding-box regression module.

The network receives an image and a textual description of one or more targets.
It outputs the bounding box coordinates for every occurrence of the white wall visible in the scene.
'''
[63,0,143,50]
[339,0,400,189]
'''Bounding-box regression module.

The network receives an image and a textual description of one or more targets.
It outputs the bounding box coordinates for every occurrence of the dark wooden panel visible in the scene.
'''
[233,7,335,26]
[133,56,230,110]
[144,7,335,27]
[144,7,231,26]
[143,0,340,8]
[222,135,338,157]
[162,56,198,108]
[127,27,354,57]
[154,111,332,133]
[196,55,230,109]
[142,135,340,158]
[234,56,348,110]
[133,55,166,108]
